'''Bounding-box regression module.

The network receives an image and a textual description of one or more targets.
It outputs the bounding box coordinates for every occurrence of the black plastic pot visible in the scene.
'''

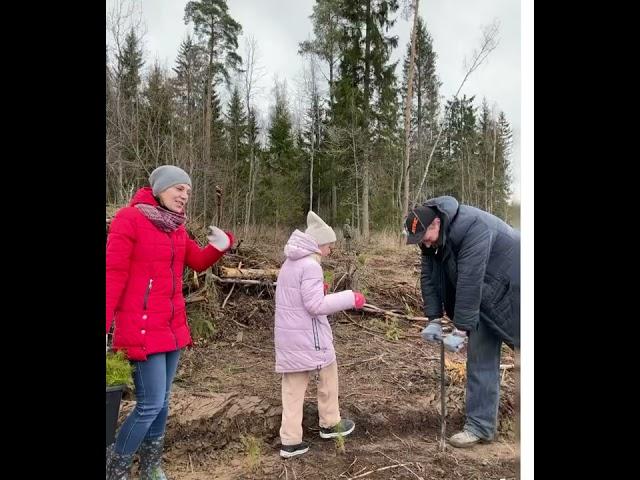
[106,385,124,446]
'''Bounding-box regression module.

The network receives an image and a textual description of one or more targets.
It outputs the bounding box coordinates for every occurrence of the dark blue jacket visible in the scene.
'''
[419,196,520,348]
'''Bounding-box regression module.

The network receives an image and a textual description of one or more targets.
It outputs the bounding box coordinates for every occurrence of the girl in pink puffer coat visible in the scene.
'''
[274,211,366,458]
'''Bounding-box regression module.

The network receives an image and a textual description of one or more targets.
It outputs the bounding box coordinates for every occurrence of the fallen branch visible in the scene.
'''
[500,363,514,384]
[231,318,249,329]
[210,273,276,286]
[344,467,368,478]
[340,312,389,339]
[221,283,236,309]
[342,392,391,400]
[219,266,279,280]
[375,450,424,480]
[333,272,348,292]
[360,304,462,337]
[390,432,411,449]
[221,262,242,308]
[339,457,359,478]
[348,463,415,479]
[342,353,386,368]
[361,303,437,324]
[185,295,207,304]
[185,286,208,303]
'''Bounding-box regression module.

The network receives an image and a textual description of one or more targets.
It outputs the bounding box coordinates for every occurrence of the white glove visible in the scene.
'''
[443,328,467,352]
[207,225,230,251]
[421,318,443,342]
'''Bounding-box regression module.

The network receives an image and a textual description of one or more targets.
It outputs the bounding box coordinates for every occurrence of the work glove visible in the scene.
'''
[443,329,467,353]
[207,226,234,252]
[421,318,443,342]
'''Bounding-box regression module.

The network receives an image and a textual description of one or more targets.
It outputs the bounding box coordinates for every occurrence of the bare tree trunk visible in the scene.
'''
[460,154,465,203]
[203,35,215,178]
[393,168,398,211]
[395,154,403,213]
[328,55,335,109]
[352,126,360,234]
[232,190,238,227]
[490,117,497,214]
[332,186,337,225]
[250,157,257,212]
[116,151,125,205]
[361,162,370,241]
[360,0,371,241]
[466,145,473,205]
[484,137,489,211]
[245,154,256,236]
[204,87,211,168]
[244,131,256,237]
[274,210,279,244]
[203,172,207,226]
[306,59,319,212]
[242,37,263,238]
[309,146,314,212]
[215,186,223,228]
[402,0,420,223]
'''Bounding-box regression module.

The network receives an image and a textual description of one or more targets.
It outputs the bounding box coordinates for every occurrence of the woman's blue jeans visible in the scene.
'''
[114,349,181,455]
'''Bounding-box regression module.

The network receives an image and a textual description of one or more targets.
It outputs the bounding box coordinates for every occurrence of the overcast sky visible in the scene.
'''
[107,0,523,202]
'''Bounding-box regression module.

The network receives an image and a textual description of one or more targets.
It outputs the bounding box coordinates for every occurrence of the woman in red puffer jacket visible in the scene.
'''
[106,165,233,479]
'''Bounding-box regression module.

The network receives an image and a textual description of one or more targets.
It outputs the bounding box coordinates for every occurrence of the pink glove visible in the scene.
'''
[353,291,366,309]
[323,282,330,294]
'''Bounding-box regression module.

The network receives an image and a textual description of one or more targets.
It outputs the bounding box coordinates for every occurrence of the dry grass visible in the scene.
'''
[240,434,263,471]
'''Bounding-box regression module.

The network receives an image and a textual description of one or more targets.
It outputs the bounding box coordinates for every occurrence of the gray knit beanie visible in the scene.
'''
[149,165,192,196]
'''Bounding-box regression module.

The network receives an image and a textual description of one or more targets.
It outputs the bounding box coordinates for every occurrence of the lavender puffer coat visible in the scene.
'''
[274,230,355,373]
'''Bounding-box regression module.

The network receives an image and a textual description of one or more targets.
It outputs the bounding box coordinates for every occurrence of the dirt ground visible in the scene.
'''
[118,237,520,479]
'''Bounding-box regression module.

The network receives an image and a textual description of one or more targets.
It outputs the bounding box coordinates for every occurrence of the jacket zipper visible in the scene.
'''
[312,317,321,351]
[143,278,153,310]
[312,317,322,374]
[169,234,178,349]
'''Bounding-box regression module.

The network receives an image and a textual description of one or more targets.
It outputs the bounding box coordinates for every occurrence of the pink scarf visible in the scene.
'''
[135,204,186,232]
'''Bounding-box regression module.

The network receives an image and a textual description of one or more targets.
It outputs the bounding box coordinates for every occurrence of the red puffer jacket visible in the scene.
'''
[107,187,232,361]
